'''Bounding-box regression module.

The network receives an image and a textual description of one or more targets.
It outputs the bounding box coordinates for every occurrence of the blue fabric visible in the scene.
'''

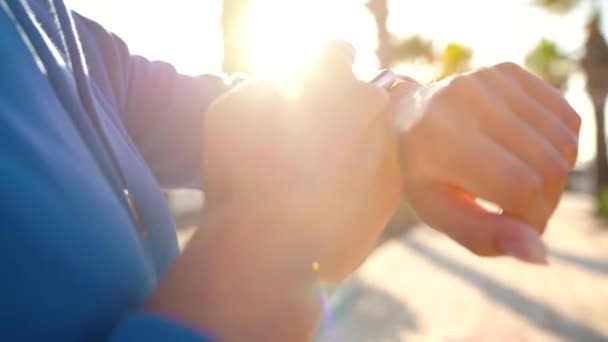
[0,0,228,340]
[108,313,214,342]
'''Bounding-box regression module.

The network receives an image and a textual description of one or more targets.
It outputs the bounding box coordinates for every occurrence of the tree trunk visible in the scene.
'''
[221,0,252,75]
[593,96,608,196]
[581,12,608,215]
[366,0,392,68]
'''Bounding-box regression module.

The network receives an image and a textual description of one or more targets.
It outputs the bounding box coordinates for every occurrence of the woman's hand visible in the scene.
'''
[391,62,581,263]
[147,50,404,341]
[201,68,403,280]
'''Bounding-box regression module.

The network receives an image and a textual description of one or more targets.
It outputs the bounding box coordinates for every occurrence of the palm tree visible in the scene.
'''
[533,0,608,214]
[524,39,574,90]
[581,13,608,213]
[221,0,252,74]
[365,0,471,79]
[366,0,392,68]
[393,35,435,63]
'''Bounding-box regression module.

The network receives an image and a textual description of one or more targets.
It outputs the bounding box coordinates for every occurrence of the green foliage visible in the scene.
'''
[524,39,573,90]
[437,43,472,80]
[534,0,582,14]
[598,186,608,216]
[393,35,435,62]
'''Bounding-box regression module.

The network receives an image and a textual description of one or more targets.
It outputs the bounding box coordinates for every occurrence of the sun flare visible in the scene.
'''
[242,0,377,79]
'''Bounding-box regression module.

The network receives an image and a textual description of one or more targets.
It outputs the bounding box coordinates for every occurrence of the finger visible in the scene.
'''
[413,113,549,231]
[481,67,579,167]
[467,77,570,216]
[317,40,356,69]
[302,40,357,94]
[494,62,582,135]
[406,183,548,264]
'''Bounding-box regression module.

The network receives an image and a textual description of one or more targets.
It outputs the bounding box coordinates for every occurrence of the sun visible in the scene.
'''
[242,0,376,79]
[244,0,326,77]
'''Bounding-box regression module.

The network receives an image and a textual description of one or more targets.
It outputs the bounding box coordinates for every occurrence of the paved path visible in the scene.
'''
[175,193,608,341]
[316,194,608,342]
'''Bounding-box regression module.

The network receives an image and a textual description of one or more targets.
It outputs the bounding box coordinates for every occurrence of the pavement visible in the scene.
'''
[316,194,608,342]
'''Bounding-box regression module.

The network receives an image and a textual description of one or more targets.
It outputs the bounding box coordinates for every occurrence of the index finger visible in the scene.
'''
[405,182,548,263]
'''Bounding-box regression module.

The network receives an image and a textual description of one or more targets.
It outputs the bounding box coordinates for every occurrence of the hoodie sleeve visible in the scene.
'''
[108,313,215,342]
[72,12,243,190]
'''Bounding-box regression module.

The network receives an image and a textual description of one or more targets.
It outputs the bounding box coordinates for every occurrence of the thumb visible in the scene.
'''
[297,40,361,109]
[301,40,357,90]
[314,40,356,73]
[405,183,549,264]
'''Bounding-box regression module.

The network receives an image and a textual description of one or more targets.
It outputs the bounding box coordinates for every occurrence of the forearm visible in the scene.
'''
[145,203,323,341]
[72,11,244,189]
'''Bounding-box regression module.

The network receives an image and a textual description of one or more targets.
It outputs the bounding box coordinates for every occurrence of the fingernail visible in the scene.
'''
[499,230,549,265]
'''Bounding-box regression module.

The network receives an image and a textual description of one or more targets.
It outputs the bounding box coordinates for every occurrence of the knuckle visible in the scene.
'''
[494,61,523,75]
[558,134,579,165]
[447,74,473,90]
[441,74,478,102]
[554,158,571,181]
[520,172,543,198]
[506,168,542,206]
[471,66,494,80]
[539,153,570,184]
[567,111,582,132]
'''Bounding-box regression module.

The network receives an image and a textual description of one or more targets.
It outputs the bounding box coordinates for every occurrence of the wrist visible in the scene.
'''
[388,81,425,133]
[147,201,323,341]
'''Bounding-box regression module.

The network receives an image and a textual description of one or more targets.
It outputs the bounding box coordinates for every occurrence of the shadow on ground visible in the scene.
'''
[550,247,608,277]
[404,239,608,342]
[316,276,419,342]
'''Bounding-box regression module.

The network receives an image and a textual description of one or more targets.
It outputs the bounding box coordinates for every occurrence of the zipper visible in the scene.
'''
[4,0,148,236]
[51,0,148,236]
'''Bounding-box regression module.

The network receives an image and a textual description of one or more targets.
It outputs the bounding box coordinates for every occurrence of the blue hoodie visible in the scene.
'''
[1,0,229,340]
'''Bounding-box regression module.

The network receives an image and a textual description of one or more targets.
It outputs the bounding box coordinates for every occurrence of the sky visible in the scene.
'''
[65,0,608,165]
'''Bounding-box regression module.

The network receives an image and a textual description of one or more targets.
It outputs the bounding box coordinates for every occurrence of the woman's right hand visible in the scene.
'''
[391,62,581,263]
[146,46,403,341]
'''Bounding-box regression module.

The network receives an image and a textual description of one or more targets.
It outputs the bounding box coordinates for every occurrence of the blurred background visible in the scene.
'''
[66,0,608,340]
